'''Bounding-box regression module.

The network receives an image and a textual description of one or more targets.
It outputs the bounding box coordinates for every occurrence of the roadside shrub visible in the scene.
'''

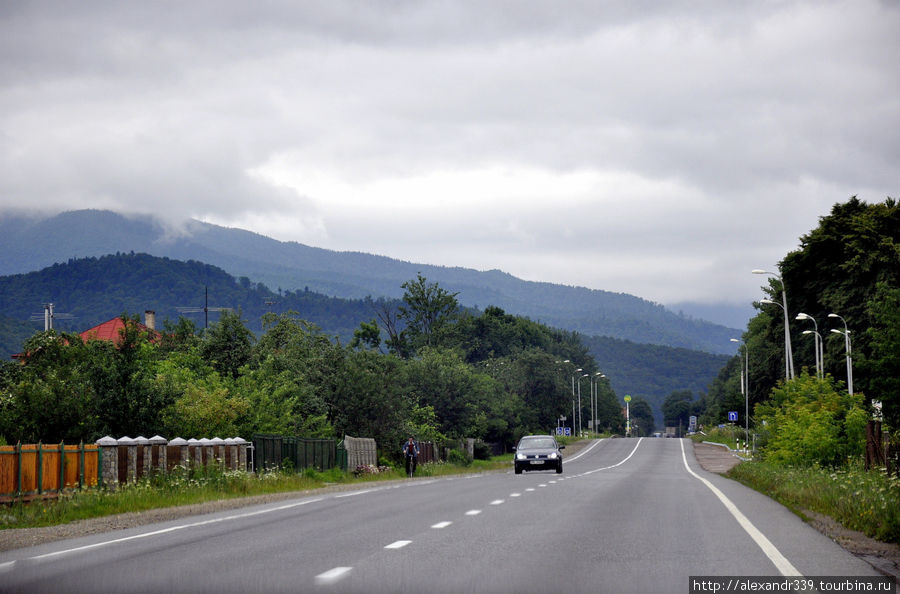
[754,372,866,467]
[473,441,493,460]
[447,448,471,466]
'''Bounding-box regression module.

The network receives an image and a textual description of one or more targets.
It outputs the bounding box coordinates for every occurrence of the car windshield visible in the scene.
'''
[519,437,556,449]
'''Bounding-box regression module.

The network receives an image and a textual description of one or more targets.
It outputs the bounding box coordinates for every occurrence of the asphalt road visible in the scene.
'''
[0,438,884,593]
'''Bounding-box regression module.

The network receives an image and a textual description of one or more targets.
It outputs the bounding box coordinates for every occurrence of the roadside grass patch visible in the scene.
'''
[728,460,900,544]
[0,453,515,530]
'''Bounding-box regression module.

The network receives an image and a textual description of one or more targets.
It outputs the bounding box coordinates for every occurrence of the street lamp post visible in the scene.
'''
[572,368,583,437]
[796,313,822,379]
[753,270,795,380]
[828,313,853,395]
[589,372,603,435]
[577,373,589,437]
[730,338,749,445]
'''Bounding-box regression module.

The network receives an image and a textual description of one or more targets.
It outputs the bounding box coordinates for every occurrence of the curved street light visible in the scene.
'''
[589,372,604,435]
[754,270,795,380]
[730,338,749,444]
[828,313,853,395]
[796,313,822,379]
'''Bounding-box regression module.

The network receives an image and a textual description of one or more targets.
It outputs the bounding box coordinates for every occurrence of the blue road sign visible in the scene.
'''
[556,427,563,436]
[728,411,738,422]
[564,427,571,436]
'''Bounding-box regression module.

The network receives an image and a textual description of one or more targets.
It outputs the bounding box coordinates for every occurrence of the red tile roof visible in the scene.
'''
[79,318,160,345]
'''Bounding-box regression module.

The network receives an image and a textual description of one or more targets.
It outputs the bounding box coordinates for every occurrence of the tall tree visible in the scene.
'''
[398,273,460,352]
[200,310,254,378]
[864,283,900,428]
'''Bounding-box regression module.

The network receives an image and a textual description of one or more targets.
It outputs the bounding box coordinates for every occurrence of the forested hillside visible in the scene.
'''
[0,272,623,453]
[582,334,729,425]
[0,253,727,426]
[0,253,383,346]
[0,210,739,354]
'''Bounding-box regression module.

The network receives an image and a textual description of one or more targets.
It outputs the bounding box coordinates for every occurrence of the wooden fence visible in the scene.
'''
[0,443,100,502]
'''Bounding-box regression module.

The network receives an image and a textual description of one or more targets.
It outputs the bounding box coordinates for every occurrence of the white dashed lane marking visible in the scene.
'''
[315,567,352,584]
[465,510,482,516]
[385,540,412,549]
[431,521,452,529]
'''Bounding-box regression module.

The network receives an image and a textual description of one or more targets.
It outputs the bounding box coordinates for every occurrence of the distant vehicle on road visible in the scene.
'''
[665,427,677,438]
[513,435,564,474]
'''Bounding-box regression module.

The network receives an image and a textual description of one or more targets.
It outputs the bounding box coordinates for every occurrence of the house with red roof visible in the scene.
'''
[78,310,161,345]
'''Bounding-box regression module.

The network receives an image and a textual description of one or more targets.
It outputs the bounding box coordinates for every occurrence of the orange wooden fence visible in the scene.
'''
[0,443,100,502]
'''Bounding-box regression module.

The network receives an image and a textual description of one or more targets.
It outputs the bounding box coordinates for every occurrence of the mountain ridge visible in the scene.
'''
[0,209,739,355]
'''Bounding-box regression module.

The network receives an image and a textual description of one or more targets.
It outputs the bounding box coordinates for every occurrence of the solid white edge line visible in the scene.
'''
[564,438,605,462]
[581,438,644,476]
[679,439,801,576]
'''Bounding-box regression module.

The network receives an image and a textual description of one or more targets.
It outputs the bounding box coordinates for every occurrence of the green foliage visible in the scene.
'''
[582,333,728,426]
[397,272,460,352]
[628,397,655,436]
[703,197,900,433]
[662,390,695,427]
[864,283,900,428]
[200,310,254,378]
[755,372,866,467]
[729,460,900,543]
[447,448,472,466]
[0,273,613,454]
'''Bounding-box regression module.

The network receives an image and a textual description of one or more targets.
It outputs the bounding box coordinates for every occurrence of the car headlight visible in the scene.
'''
[548,452,558,459]
[516,453,526,460]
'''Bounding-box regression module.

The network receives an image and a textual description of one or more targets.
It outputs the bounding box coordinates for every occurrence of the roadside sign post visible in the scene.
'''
[624,395,632,437]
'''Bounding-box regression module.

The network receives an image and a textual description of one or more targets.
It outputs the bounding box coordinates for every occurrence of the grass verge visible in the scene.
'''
[727,459,900,544]
[0,457,511,530]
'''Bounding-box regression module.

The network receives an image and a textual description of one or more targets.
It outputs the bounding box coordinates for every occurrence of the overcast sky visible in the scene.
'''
[2,1,898,313]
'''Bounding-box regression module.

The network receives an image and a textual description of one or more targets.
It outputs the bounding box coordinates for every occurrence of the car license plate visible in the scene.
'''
[530,460,543,464]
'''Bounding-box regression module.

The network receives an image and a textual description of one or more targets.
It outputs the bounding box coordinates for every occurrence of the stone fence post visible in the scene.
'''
[149,435,167,473]
[170,437,188,469]
[210,437,225,468]
[118,436,137,483]
[135,436,151,478]
[188,438,202,467]
[97,435,119,489]
[236,437,249,471]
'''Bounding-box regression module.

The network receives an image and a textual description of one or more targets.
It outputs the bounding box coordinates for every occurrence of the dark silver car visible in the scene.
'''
[513,435,564,474]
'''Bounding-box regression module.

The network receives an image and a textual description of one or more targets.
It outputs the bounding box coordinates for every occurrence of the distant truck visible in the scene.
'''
[665,426,677,438]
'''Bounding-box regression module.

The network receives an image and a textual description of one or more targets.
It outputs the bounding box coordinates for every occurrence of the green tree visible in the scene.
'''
[629,397,655,436]
[708,197,899,425]
[398,274,460,352]
[243,312,335,437]
[0,331,100,442]
[349,318,381,351]
[755,371,867,467]
[200,310,254,378]
[662,390,694,429]
[864,283,900,428]
[400,348,497,440]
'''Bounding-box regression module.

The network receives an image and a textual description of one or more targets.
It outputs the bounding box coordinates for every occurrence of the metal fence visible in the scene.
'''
[252,435,345,472]
[0,442,100,502]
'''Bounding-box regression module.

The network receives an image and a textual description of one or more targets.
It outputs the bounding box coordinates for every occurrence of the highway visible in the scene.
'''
[0,438,883,593]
